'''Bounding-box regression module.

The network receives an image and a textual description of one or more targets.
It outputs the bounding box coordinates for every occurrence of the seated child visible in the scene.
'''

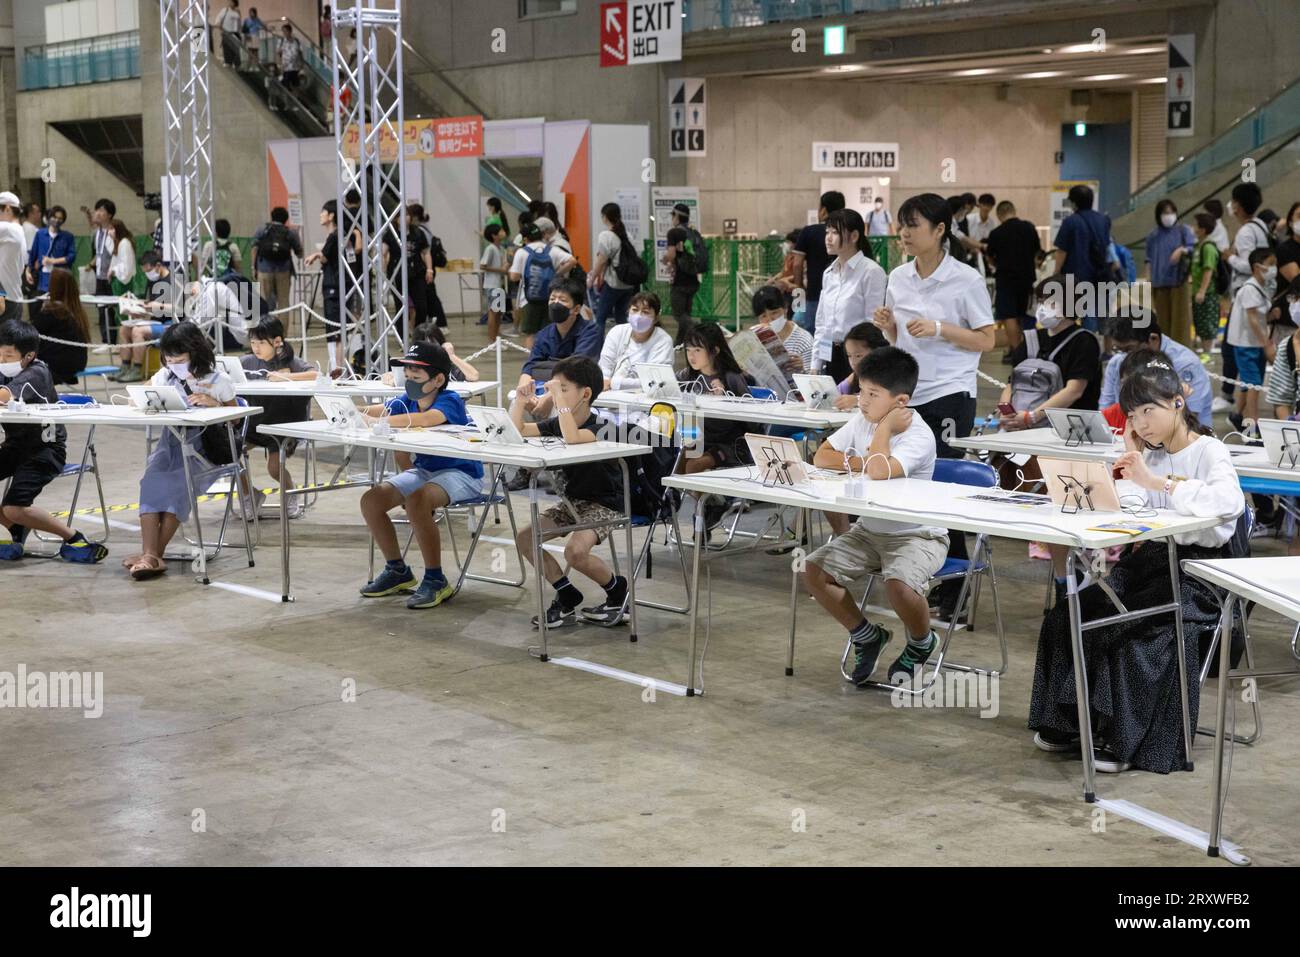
[1029,358,1245,774]
[833,322,888,410]
[383,323,480,385]
[126,322,237,580]
[677,322,758,531]
[0,319,107,563]
[240,317,316,518]
[358,341,484,610]
[510,355,628,628]
[803,346,949,687]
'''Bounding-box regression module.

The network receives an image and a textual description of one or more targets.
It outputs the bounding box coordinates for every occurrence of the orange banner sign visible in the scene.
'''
[343,116,483,162]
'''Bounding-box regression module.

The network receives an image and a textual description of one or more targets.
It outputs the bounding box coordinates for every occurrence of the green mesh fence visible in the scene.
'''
[640,234,903,328]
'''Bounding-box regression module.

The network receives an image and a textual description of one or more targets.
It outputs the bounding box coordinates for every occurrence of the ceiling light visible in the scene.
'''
[1126,46,1164,54]
[821,64,865,73]
[1020,71,1064,79]
[1082,74,1128,81]
[1059,43,1099,54]
[1138,77,1168,84]
[953,67,997,76]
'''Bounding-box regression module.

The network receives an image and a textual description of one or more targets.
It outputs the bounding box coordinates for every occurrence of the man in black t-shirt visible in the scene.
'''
[791,190,845,336]
[664,203,703,345]
[985,200,1042,360]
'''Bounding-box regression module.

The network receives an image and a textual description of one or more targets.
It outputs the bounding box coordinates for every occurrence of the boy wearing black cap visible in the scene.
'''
[358,341,484,609]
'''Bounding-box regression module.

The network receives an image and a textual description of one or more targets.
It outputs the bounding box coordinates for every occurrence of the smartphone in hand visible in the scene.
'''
[997,402,1015,417]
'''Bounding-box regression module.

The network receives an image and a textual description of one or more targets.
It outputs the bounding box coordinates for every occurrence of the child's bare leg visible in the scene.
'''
[885,578,932,637]
[563,529,609,586]
[804,561,862,630]
[516,516,564,582]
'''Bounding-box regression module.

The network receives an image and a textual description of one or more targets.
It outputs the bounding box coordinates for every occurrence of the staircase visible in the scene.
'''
[1108,74,1300,252]
[216,18,530,217]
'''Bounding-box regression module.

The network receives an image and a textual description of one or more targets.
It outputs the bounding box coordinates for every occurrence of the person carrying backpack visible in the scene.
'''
[252,206,302,312]
[507,219,576,347]
[664,203,707,344]
[589,201,647,328]
[1190,211,1223,357]
[997,273,1102,430]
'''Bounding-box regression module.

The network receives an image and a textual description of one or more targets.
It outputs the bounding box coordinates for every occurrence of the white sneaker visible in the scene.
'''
[1094,747,1132,773]
[1212,396,1232,413]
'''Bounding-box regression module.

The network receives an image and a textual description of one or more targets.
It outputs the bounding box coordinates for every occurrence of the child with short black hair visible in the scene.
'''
[126,322,237,579]
[412,322,479,381]
[0,319,107,563]
[510,355,628,628]
[805,346,949,687]
[241,316,315,517]
[1226,247,1276,430]
[358,340,484,610]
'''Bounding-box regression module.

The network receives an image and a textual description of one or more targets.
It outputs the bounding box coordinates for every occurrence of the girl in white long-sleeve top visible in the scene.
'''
[1028,358,1246,775]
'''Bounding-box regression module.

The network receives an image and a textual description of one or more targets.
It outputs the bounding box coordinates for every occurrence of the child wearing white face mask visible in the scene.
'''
[126,322,236,580]
[751,284,814,385]
[596,291,674,391]
[997,273,1102,431]
[1226,248,1276,429]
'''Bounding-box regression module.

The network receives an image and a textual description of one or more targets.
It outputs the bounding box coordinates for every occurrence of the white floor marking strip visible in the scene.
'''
[208,581,286,604]
[1097,798,1249,864]
[548,656,693,697]
[106,518,139,532]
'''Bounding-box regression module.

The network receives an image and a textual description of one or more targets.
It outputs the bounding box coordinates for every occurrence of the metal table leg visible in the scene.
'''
[621,459,639,643]
[786,507,805,677]
[278,435,294,602]
[685,497,705,697]
[229,421,256,568]
[1168,537,1195,771]
[1065,548,1097,802]
[178,426,208,585]
[1208,593,1235,857]
[531,472,549,661]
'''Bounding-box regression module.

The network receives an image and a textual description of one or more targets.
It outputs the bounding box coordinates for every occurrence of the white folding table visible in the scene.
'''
[664,467,1224,809]
[1182,556,1300,865]
[0,402,260,583]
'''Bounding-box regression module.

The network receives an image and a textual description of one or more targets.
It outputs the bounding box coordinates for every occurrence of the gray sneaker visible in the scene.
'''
[115,364,144,383]
[849,625,891,687]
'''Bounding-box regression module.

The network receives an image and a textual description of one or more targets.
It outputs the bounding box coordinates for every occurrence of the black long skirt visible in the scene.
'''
[1027,540,1224,773]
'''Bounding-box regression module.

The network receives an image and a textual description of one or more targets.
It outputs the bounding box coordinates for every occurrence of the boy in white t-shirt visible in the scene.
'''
[804,346,949,687]
[1226,248,1276,428]
[479,223,509,341]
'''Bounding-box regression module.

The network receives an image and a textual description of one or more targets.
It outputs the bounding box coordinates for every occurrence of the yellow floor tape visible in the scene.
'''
[49,480,354,519]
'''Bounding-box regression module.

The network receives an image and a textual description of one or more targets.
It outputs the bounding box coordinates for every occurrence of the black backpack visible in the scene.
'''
[256,223,293,264]
[430,236,447,268]
[612,234,648,288]
[677,228,709,275]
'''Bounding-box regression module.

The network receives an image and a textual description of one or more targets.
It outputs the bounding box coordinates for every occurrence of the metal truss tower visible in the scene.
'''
[332,1,409,374]
[159,0,215,323]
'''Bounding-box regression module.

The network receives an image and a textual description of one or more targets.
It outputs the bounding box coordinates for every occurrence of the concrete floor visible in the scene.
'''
[2,316,1298,866]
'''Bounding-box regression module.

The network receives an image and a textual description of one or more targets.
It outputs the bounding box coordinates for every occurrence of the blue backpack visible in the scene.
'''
[523,244,556,304]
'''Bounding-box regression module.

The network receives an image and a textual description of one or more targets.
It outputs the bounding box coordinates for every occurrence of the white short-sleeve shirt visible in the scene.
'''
[827,411,942,534]
[814,251,888,361]
[885,253,994,407]
[151,367,237,405]
[1227,279,1270,349]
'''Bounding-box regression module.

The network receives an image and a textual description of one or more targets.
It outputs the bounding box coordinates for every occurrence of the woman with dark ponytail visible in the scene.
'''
[1028,355,1245,775]
[590,201,636,327]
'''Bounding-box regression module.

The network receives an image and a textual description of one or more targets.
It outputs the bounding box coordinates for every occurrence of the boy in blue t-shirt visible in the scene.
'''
[359,341,484,609]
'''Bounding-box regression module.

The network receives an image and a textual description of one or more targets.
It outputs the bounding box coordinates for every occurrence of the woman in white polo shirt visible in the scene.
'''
[873,192,997,616]
[815,208,887,383]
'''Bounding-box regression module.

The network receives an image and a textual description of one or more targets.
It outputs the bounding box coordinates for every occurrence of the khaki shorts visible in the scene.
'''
[541,499,622,545]
[807,521,949,597]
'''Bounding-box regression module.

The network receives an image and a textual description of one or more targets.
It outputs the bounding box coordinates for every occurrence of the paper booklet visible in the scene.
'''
[729,328,794,398]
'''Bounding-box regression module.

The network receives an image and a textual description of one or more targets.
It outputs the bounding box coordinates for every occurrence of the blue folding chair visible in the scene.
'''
[840,458,1009,694]
[78,365,119,400]
[22,393,109,548]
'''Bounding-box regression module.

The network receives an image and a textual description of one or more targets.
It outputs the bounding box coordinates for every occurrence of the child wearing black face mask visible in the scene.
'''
[357,340,484,610]
[515,276,603,403]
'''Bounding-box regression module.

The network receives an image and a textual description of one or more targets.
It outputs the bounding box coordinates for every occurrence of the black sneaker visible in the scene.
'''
[849,625,891,687]
[887,631,938,684]
[1033,728,1080,753]
[531,597,577,629]
[580,592,629,626]
[506,468,533,492]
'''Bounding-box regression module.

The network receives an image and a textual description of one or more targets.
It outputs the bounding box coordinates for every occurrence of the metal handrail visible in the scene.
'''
[1113,70,1300,218]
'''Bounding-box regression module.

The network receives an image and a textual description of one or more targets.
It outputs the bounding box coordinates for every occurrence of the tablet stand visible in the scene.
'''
[1058,475,1095,514]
